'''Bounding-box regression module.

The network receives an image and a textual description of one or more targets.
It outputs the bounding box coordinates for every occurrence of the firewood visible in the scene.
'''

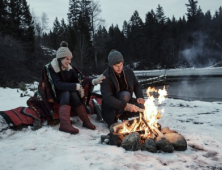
[141,116,154,134]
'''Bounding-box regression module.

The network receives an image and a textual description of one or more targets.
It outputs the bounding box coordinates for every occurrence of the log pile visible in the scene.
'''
[101,120,187,153]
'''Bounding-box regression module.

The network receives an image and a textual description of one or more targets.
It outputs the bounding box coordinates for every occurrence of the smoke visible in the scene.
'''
[180,32,222,68]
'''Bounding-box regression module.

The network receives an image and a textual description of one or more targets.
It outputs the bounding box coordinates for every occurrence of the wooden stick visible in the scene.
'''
[136,107,144,113]
[141,116,154,134]
[152,126,165,138]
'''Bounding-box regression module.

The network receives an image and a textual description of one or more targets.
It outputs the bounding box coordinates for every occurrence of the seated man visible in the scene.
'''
[101,49,145,127]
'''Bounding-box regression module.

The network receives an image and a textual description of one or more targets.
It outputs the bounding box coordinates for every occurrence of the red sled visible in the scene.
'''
[0,93,102,131]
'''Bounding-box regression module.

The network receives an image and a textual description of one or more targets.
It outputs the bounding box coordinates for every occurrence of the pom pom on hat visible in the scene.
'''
[60,41,68,47]
[56,41,72,59]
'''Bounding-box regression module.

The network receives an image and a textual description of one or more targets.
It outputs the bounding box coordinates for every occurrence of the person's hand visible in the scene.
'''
[76,83,82,90]
[124,103,139,112]
[93,74,106,85]
[79,86,84,98]
[137,98,145,105]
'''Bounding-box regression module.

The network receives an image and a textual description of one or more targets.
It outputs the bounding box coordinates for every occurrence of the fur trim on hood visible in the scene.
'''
[50,58,72,73]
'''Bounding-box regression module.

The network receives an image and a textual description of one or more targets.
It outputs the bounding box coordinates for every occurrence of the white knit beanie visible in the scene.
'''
[56,41,72,59]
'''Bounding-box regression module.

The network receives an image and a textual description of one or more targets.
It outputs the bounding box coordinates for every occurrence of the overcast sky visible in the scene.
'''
[26,0,222,31]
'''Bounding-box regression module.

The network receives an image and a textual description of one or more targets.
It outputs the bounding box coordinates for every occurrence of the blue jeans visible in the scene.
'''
[58,91,82,107]
[116,91,145,116]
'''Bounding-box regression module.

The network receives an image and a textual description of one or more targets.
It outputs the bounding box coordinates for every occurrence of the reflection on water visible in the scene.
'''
[142,77,222,102]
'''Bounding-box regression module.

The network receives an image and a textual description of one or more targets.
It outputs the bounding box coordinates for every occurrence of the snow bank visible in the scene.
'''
[0,87,222,170]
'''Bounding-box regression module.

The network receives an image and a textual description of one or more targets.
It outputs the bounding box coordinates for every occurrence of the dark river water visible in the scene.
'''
[142,77,222,102]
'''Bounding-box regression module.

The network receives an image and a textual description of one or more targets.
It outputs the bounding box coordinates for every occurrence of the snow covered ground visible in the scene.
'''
[0,87,222,170]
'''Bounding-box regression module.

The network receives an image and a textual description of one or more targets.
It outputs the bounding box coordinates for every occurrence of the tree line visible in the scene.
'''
[0,0,51,87]
[0,0,222,87]
[0,0,35,52]
[43,0,222,71]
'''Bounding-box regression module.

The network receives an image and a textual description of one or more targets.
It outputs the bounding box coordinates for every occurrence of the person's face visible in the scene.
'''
[112,62,123,75]
[61,56,72,68]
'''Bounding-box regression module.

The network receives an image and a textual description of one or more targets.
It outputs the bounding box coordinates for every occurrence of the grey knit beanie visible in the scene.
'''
[56,41,72,59]
[108,49,124,67]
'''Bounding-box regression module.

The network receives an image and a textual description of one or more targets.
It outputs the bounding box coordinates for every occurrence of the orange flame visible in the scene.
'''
[118,86,167,138]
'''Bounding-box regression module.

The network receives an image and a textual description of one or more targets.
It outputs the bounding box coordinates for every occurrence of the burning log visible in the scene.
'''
[141,116,154,134]
[140,114,165,138]
[152,126,165,138]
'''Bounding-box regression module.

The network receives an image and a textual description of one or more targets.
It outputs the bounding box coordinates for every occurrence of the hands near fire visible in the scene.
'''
[137,98,145,105]
[93,74,106,85]
[124,103,139,112]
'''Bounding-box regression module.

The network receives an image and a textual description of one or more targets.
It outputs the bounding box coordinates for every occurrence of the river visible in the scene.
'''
[142,76,222,102]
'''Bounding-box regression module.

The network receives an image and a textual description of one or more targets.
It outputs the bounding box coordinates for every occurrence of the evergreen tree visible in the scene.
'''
[127,10,145,63]
[20,0,35,51]
[144,10,157,67]
[156,4,166,24]
[68,0,80,27]
[60,18,68,41]
[185,0,203,31]
[0,0,8,33]
[152,5,167,67]
[51,17,61,49]
[122,20,128,38]
[109,24,114,39]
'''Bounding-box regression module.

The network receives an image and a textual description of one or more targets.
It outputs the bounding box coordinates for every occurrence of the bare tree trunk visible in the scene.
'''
[75,33,88,71]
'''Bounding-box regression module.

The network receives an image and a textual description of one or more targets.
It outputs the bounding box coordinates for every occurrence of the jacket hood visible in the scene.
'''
[51,58,72,73]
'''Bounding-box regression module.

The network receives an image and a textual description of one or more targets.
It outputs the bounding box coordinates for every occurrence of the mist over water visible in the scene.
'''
[141,76,222,102]
[164,77,222,102]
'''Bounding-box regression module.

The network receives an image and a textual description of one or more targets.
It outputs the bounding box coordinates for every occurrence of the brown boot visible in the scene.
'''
[59,105,79,134]
[75,105,96,130]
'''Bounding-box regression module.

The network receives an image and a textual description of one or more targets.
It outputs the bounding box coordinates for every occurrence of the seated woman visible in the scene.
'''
[48,41,105,134]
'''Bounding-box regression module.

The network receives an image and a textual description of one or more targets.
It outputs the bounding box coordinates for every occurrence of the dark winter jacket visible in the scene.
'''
[101,66,144,126]
[48,58,93,97]
[48,64,79,92]
[27,59,93,118]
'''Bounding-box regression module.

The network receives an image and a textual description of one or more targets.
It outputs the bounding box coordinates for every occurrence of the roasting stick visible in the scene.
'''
[136,108,145,113]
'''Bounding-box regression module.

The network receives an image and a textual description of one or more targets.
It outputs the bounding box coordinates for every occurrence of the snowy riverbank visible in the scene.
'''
[0,87,222,170]
[134,67,222,77]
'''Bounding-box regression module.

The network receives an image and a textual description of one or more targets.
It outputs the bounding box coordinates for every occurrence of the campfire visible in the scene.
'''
[101,86,187,153]
[117,86,167,137]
